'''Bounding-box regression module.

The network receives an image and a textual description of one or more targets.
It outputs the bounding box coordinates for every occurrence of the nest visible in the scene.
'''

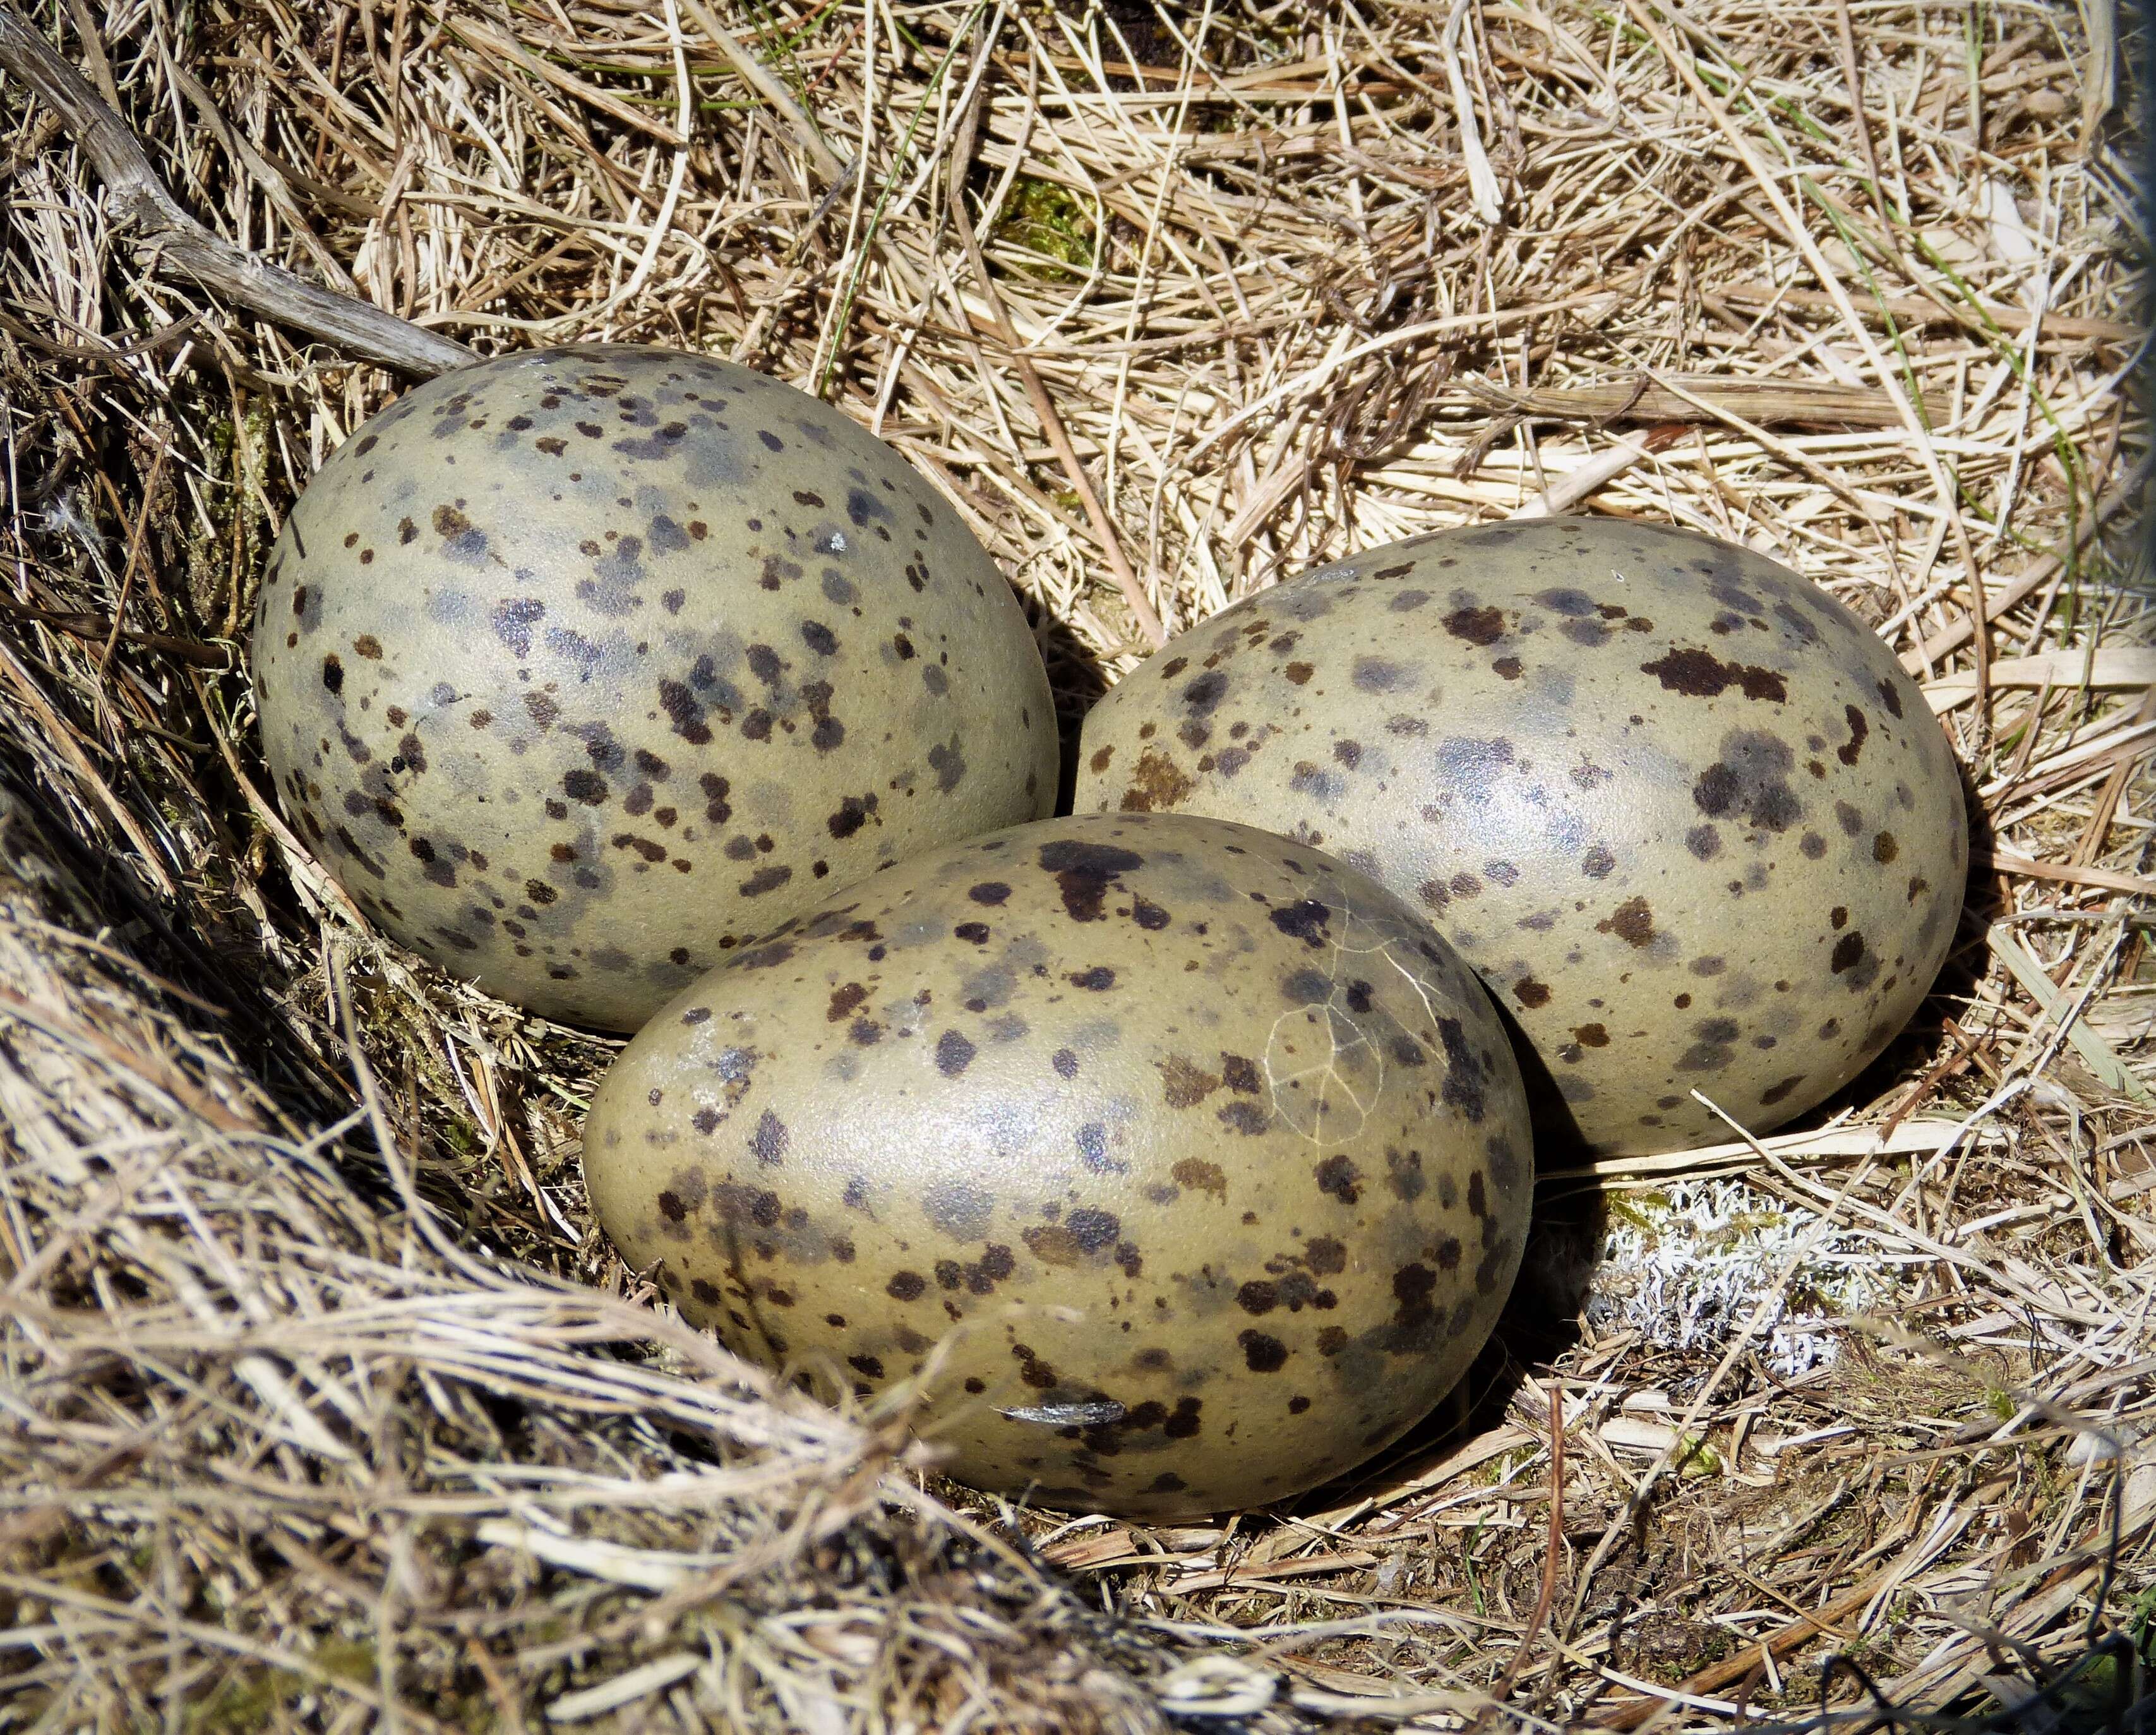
[0,2,2148,1729]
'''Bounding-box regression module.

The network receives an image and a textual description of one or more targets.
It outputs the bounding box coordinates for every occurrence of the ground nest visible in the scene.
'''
[0,2,2150,1730]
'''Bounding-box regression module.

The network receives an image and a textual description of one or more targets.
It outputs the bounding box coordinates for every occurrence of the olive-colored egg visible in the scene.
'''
[582,812,1531,1518]
[1073,520,1966,1156]
[251,345,1057,1031]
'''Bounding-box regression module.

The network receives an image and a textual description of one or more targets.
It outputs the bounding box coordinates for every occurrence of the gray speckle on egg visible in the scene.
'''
[580,812,1532,1519]
[1072,519,1967,1155]
[250,345,1057,1030]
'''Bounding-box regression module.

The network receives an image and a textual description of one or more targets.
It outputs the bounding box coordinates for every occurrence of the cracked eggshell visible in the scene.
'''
[581,811,1531,1519]
[251,345,1057,1031]
[1072,519,1967,1156]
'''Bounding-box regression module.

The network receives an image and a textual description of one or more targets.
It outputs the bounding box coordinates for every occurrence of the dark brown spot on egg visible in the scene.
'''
[1023,1206,1122,1267]
[1314,1155,1362,1204]
[1270,900,1331,945]
[825,795,873,839]
[1172,1158,1226,1201]
[1301,1236,1348,1276]
[1445,606,1505,645]
[1838,704,1869,765]
[1641,647,1787,702]
[1183,670,1228,714]
[1120,750,1194,813]
[1038,839,1143,921]
[1596,897,1655,947]
[1157,1055,1221,1108]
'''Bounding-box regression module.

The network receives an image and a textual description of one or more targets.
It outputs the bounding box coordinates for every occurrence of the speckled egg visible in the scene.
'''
[1073,519,1966,1156]
[251,345,1057,1030]
[581,812,1531,1518]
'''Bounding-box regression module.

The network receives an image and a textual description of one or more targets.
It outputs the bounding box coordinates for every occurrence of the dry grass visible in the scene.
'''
[0,0,2148,1728]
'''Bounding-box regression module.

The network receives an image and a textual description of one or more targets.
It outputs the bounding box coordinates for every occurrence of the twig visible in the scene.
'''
[1990,922,2150,1103]
[1467,373,1942,429]
[1900,477,2141,671]
[1683,280,2137,345]
[1507,426,1681,518]
[99,437,166,670]
[1593,1568,1900,1730]
[1440,0,1503,225]
[0,635,176,898]
[1483,1381,1565,1720]
[678,0,847,184]
[0,306,201,363]
[0,4,472,376]
[0,600,227,668]
[1831,0,1891,232]
[1977,850,2156,899]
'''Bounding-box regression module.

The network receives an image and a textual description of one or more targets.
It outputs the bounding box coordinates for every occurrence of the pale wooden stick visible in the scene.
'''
[0,5,472,376]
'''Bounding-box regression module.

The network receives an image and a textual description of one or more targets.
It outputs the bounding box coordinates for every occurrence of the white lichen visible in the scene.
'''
[1585,1177,1885,1378]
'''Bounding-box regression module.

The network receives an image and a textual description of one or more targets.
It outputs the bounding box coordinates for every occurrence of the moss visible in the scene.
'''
[311,1639,378,1683]
[1476,1444,1538,1485]
[186,1642,377,1733]
[995,176,1096,279]
[362,989,461,1106]
[1707,1210,1785,1240]
[187,1671,288,1735]
[1606,1191,1670,1234]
